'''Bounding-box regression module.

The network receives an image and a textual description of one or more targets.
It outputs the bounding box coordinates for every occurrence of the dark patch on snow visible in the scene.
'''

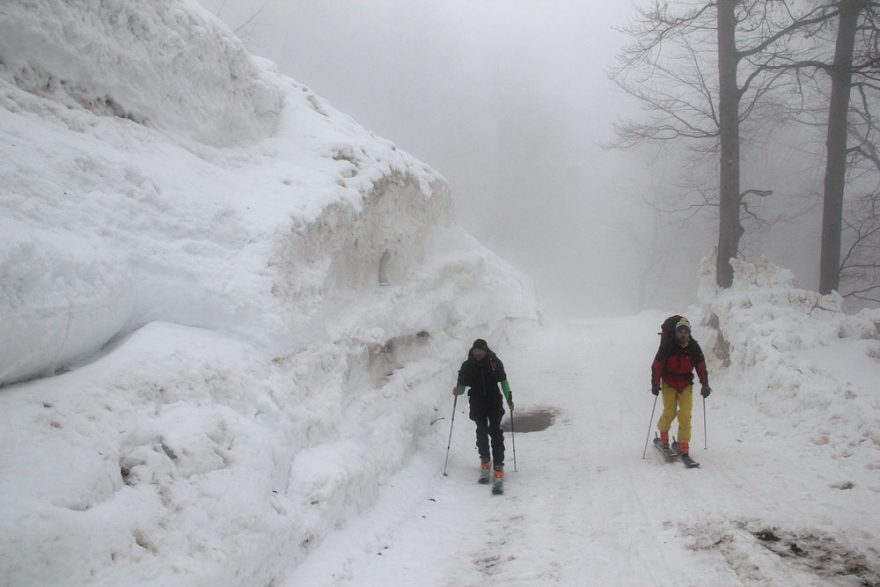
[133,530,157,554]
[748,524,880,586]
[120,464,133,486]
[753,528,780,542]
[683,521,880,586]
[830,480,855,490]
[159,441,177,462]
[502,408,556,433]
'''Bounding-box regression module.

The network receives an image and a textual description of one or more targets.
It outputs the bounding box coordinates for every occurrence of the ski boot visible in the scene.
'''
[491,466,504,495]
[478,459,491,484]
[659,430,670,450]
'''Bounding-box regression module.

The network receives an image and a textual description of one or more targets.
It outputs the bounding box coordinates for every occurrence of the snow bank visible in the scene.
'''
[0,0,537,385]
[0,1,538,585]
[0,0,283,146]
[697,257,880,454]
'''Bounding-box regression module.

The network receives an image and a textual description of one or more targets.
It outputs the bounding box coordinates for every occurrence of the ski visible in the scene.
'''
[672,441,700,469]
[653,438,700,468]
[653,437,679,460]
[672,441,700,468]
[680,453,700,468]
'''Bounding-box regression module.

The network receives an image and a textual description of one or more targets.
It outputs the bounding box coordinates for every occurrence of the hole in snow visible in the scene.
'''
[502,408,556,433]
[378,250,391,285]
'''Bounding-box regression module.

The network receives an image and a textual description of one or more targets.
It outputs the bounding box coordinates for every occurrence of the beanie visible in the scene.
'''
[472,338,489,351]
[675,317,691,332]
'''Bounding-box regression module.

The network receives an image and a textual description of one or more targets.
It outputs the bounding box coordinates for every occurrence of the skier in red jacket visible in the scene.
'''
[651,317,710,456]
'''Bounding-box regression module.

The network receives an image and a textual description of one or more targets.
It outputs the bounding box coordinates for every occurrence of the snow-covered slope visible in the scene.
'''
[0,2,537,586]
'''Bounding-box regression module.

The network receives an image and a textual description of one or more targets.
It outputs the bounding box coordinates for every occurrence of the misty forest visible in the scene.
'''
[612,0,880,308]
[1,1,880,587]
[210,0,880,314]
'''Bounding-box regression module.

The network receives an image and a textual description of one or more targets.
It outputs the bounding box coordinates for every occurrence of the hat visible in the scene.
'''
[675,317,691,332]
[472,338,489,351]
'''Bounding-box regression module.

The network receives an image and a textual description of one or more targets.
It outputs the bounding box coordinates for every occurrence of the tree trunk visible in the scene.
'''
[820,0,863,295]
[716,0,742,288]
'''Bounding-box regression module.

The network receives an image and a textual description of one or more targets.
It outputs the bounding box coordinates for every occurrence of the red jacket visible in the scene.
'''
[651,339,708,392]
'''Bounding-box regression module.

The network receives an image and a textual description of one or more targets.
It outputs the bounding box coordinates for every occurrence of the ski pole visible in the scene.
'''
[443,395,458,476]
[642,392,659,459]
[510,409,518,472]
[703,395,708,450]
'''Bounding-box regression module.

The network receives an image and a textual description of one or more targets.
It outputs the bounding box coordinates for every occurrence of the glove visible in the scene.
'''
[701,385,712,398]
[651,382,660,396]
[507,399,515,412]
[452,386,464,396]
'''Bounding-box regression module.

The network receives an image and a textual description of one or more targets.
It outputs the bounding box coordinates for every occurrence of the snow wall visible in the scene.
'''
[0,1,538,586]
[0,0,538,385]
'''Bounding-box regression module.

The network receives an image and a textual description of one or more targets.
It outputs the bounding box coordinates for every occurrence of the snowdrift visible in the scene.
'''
[0,0,537,386]
[0,1,537,586]
[698,257,880,455]
[0,0,283,146]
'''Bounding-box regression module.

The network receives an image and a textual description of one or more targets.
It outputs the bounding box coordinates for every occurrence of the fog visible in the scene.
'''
[197,1,714,315]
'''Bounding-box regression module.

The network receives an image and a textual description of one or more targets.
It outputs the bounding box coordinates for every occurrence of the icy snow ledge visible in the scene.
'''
[697,257,880,452]
[0,0,283,146]
[270,169,538,350]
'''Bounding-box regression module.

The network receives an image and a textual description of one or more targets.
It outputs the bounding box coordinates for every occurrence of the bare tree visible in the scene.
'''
[841,192,880,302]
[841,96,880,303]
[716,0,741,289]
[820,0,869,294]
[613,1,835,288]
[775,0,880,297]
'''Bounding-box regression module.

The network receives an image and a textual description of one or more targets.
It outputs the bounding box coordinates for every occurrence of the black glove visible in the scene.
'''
[701,385,712,398]
[651,382,660,396]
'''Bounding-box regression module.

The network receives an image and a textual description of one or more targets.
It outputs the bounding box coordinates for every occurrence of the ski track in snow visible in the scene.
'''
[282,317,880,587]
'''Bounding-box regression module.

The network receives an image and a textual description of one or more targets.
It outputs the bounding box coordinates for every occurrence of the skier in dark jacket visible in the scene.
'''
[453,339,514,484]
[651,317,710,456]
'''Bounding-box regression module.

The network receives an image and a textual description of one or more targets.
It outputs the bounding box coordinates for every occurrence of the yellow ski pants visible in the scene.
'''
[657,383,693,444]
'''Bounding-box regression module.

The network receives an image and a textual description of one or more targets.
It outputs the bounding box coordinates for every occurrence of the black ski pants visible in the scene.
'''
[469,395,505,467]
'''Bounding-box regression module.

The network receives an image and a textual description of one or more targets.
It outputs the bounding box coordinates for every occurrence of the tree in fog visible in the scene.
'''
[815,0,880,296]
[778,0,880,299]
[839,90,880,304]
[613,1,834,289]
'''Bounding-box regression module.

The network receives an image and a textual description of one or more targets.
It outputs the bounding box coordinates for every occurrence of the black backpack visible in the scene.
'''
[659,315,683,346]
[656,315,704,365]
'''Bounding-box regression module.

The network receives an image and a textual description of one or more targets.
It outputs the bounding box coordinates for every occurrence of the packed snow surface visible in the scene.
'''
[280,263,880,587]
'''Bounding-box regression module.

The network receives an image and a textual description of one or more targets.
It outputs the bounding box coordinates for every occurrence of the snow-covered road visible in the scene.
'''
[282,316,880,587]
